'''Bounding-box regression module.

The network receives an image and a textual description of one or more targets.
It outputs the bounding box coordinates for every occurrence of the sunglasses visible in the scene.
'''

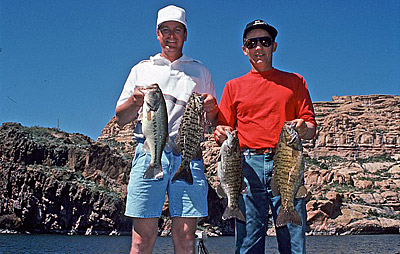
[244,36,273,49]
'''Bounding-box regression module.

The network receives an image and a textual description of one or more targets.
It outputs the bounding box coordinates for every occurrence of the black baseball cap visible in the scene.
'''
[243,20,278,43]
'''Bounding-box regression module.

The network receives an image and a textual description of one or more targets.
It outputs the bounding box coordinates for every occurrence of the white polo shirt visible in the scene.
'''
[116,53,216,139]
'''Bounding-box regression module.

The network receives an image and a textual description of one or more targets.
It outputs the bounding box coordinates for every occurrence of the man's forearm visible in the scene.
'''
[115,97,141,127]
[205,105,219,127]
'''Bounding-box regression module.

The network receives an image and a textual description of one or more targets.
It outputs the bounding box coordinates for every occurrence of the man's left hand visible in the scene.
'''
[290,119,316,140]
[202,93,218,113]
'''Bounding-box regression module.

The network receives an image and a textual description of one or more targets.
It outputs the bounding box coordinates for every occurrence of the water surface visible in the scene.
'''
[0,234,399,253]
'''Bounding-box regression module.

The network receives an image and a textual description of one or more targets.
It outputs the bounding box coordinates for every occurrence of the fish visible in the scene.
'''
[271,122,308,227]
[216,129,246,222]
[141,84,169,179]
[172,92,205,184]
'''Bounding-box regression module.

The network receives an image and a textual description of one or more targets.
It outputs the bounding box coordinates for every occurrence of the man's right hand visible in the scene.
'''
[115,86,145,127]
[214,125,234,144]
[130,87,145,107]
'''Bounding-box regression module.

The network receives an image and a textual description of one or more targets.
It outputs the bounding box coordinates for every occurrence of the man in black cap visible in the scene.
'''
[214,20,316,253]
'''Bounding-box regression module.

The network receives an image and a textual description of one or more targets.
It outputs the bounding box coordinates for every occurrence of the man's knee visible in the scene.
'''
[130,218,158,253]
[171,218,197,251]
[131,229,158,254]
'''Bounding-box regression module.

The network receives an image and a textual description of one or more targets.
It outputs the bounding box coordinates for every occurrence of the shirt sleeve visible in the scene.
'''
[203,67,217,98]
[217,81,236,128]
[295,75,317,127]
[116,67,137,108]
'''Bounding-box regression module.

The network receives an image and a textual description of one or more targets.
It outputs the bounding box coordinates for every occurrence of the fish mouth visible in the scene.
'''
[140,84,160,93]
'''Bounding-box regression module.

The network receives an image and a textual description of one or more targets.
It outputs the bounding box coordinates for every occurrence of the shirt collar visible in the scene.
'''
[150,53,194,64]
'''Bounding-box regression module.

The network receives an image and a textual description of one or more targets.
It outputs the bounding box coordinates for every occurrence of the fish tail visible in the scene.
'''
[222,207,246,222]
[172,162,193,184]
[143,163,163,179]
[276,207,302,227]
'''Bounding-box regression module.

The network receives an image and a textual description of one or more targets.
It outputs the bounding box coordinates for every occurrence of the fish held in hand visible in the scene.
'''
[172,92,205,184]
[141,84,168,180]
[271,122,308,227]
[216,129,246,222]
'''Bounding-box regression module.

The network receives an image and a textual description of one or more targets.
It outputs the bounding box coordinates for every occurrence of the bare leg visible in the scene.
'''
[171,217,197,254]
[130,218,158,254]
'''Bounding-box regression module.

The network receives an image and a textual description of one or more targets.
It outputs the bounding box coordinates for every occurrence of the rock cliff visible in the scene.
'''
[0,123,132,235]
[1,94,399,236]
[305,94,400,159]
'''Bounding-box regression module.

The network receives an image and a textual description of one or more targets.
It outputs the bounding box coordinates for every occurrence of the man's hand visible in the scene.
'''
[202,93,217,113]
[115,86,145,127]
[130,87,145,107]
[289,119,316,140]
[214,125,234,144]
[202,93,219,126]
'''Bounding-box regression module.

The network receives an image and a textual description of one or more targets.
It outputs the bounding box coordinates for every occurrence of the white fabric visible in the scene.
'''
[116,53,216,139]
[156,5,187,29]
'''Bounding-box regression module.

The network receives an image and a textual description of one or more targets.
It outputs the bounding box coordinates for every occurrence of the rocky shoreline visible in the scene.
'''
[1,94,399,236]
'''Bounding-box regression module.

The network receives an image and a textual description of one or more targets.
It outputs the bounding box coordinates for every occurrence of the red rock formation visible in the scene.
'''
[1,94,399,235]
[96,94,400,236]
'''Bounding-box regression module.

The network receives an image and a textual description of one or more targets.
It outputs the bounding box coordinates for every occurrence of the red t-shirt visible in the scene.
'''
[217,68,317,149]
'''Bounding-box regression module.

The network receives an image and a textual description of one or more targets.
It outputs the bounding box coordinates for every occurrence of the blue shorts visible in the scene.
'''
[124,143,208,218]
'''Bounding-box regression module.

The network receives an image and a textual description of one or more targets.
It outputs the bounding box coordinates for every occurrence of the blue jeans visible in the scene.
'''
[235,152,306,254]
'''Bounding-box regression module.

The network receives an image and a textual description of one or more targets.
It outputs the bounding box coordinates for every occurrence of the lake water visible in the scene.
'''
[0,234,399,253]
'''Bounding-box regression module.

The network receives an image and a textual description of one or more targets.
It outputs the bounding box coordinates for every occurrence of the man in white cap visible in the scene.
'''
[115,5,218,254]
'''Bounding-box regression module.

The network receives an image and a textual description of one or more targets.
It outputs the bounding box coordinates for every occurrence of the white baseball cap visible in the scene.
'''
[156,5,187,30]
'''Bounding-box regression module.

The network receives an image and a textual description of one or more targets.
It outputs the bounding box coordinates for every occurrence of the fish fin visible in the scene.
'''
[276,206,302,228]
[193,145,203,160]
[216,153,221,162]
[271,176,280,196]
[174,133,182,155]
[215,184,227,198]
[143,163,163,179]
[295,185,308,199]
[222,207,246,222]
[172,163,193,184]
[141,140,150,153]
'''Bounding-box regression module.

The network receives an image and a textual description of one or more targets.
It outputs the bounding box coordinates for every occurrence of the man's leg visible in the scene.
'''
[171,217,197,254]
[130,218,159,254]
[125,143,170,254]
[270,195,307,254]
[168,156,208,254]
[235,153,269,254]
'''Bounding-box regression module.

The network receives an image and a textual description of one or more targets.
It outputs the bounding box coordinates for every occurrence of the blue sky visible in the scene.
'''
[1,1,399,140]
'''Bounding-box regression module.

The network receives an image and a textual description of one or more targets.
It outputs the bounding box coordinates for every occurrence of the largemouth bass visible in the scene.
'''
[142,84,168,179]
[271,122,307,227]
[172,92,205,184]
[217,129,246,222]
